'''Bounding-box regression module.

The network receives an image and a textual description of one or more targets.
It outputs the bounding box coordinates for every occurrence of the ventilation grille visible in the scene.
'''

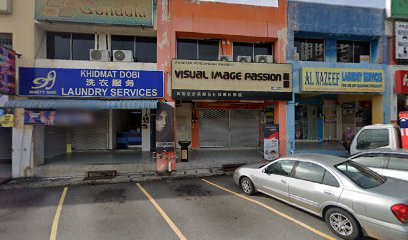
[202,110,227,120]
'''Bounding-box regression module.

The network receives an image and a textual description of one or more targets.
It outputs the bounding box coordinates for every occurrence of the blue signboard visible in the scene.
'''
[19,67,164,99]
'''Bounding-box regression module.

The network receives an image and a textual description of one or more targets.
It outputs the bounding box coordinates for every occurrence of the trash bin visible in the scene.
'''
[178,140,191,162]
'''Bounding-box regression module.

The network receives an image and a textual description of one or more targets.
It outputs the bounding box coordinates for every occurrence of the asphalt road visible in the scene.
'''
[0,176,342,240]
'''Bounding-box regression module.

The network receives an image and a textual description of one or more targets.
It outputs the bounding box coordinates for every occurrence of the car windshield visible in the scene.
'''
[335,161,386,189]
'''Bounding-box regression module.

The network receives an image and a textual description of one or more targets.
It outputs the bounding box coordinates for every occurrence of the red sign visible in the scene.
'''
[396,70,408,94]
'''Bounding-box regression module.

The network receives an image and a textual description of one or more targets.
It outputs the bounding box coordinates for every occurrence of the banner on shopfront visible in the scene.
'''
[199,0,278,7]
[0,109,13,128]
[155,102,175,152]
[24,110,95,126]
[396,70,408,94]
[0,46,16,95]
[399,111,408,149]
[302,68,384,93]
[263,124,279,161]
[395,21,408,60]
[35,0,153,26]
[19,67,164,98]
[172,60,292,100]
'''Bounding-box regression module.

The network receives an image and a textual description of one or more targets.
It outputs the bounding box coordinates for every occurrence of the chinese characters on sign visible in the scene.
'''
[19,68,164,98]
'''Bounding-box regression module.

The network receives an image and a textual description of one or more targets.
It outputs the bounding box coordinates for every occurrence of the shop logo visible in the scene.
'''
[403,74,408,87]
[32,70,56,90]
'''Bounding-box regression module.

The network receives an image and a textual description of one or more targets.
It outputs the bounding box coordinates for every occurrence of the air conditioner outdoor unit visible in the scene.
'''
[113,50,134,62]
[0,0,12,14]
[89,49,110,62]
[236,56,251,63]
[255,55,273,63]
[218,55,232,61]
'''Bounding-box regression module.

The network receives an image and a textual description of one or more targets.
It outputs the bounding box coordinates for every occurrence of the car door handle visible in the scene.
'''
[281,180,287,184]
[324,190,333,195]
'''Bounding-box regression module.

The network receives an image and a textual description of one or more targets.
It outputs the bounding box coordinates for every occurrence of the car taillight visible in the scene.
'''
[391,204,408,223]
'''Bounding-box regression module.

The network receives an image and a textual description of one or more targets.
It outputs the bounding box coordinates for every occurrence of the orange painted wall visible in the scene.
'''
[157,0,289,155]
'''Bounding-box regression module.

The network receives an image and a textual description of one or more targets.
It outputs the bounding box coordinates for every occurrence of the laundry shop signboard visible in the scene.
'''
[302,68,384,93]
[35,0,153,26]
[171,60,292,101]
[19,67,164,98]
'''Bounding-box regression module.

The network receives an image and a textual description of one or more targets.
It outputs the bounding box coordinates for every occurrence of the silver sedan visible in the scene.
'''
[233,153,408,240]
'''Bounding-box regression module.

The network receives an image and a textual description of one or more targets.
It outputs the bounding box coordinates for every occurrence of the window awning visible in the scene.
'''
[4,99,158,110]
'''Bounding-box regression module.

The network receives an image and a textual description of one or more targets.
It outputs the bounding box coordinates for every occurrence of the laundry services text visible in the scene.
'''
[302,68,384,93]
[19,67,164,98]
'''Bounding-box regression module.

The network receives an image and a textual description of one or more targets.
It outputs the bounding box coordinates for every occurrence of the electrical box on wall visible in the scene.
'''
[0,0,12,14]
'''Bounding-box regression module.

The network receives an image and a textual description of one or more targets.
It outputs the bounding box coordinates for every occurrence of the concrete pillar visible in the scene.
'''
[32,125,45,166]
[274,101,287,156]
[372,95,384,124]
[12,108,34,178]
[286,97,296,154]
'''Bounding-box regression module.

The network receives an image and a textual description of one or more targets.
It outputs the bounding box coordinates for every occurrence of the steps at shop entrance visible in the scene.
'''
[34,163,157,178]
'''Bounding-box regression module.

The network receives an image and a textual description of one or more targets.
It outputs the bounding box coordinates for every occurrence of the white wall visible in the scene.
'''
[35,59,157,71]
[176,103,192,147]
[290,0,385,8]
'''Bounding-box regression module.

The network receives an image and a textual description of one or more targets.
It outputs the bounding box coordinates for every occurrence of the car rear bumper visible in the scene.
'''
[356,214,408,240]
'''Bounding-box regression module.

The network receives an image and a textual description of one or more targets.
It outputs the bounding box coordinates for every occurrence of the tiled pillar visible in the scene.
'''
[274,101,287,156]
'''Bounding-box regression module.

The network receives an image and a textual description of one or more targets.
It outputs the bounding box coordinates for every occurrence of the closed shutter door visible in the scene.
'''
[73,112,108,150]
[230,110,260,147]
[0,128,11,160]
[199,110,229,147]
[45,126,67,159]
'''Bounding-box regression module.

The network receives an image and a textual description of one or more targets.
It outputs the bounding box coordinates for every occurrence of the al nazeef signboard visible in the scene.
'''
[35,0,153,26]
[301,68,384,93]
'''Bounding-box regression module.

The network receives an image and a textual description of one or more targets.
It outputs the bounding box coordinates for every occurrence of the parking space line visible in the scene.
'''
[49,187,68,240]
[202,179,336,240]
[136,183,187,240]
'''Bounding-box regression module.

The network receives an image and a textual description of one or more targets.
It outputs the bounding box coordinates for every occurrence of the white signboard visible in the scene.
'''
[200,0,278,7]
[395,21,408,60]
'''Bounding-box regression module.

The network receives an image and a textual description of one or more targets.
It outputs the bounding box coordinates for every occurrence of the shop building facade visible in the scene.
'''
[287,0,390,155]
[387,0,408,123]
[3,0,165,178]
[157,0,291,155]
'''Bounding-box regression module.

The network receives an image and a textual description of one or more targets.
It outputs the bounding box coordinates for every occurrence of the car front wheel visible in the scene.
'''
[325,207,361,240]
[240,177,255,195]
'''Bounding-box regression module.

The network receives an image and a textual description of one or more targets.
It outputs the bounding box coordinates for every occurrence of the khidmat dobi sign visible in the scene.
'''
[172,60,292,101]
[302,68,384,93]
[35,0,153,26]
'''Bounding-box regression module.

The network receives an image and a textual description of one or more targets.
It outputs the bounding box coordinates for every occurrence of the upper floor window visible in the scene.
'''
[233,42,272,62]
[177,39,219,61]
[294,38,324,61]
[111,35,157,63]
[0,33,12,49]
[337,40,370,63]
[47,32,94,60]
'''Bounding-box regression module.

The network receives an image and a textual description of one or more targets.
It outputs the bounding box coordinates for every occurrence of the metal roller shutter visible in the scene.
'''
[45,126,67,159]
[199,110,229,147]
[73,111,108,150]
[230,110,260,147]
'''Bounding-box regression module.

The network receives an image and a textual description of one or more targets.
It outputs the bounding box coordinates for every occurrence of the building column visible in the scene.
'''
[12,108,35,178]
[142,109,151,151]
[372,95,384,124]
[274,101,287,156]
[286,98,295,154]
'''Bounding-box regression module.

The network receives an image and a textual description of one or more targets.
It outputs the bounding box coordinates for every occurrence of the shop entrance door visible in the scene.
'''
[199,110,260,147]
[323,109,338,141]
[199,110,229,147]
[230,110,260,147]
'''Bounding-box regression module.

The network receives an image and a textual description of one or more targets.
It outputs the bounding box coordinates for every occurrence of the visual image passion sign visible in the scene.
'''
[19,67,164,98]
[35,0,153,26]
[302,68,384,93]
[172,60,292,100]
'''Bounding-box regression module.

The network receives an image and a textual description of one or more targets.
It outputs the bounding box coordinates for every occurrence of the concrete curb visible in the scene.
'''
[0,168,234,190]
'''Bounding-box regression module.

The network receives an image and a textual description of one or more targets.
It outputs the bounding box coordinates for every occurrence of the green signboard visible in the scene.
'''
[35,0,153,26]
[392,0,408,19]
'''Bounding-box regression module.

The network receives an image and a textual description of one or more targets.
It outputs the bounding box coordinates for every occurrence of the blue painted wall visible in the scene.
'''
[286,1,389,155]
